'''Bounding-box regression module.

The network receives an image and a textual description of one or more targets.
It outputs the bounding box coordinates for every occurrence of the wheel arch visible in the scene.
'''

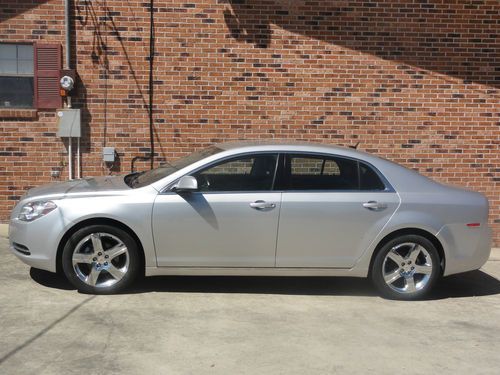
[368,228,445,276]
[56,217,146,276]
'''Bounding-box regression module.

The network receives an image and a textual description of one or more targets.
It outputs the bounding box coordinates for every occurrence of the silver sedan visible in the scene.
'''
[9,142,491,299]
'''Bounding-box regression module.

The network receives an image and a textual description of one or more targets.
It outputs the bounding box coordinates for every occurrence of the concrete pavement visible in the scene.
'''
[0,224,7,238]
[1,237,500,374]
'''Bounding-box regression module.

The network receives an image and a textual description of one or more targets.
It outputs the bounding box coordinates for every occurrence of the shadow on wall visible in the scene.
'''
[74,0,164,173]
[224,0,499,88]
[75,0,139,174]
[0,1,50,22]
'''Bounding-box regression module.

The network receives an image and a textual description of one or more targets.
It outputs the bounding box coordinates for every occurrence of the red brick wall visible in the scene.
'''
[1,0,499,245]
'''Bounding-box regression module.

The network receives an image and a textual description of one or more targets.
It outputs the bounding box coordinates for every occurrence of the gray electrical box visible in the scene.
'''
[103,147,116,162]
[56,109,81,137]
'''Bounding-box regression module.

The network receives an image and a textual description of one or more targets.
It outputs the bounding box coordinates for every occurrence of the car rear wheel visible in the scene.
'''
[371,235,440,300]
[62,225,140,294]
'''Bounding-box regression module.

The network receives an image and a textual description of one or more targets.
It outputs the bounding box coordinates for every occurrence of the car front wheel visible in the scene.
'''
[371,235,440,300]
[61,225,140,294]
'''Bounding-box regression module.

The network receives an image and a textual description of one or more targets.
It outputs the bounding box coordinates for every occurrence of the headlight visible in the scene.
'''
[18,201,57,222]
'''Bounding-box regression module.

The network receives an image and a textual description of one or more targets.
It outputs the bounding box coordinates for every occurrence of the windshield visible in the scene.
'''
[126,145,223,188]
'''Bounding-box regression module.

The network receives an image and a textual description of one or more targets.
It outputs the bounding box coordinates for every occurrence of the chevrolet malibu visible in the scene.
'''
[9,142,491,299]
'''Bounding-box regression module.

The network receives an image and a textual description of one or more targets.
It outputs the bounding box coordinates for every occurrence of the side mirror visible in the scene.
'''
[173,175,198,193]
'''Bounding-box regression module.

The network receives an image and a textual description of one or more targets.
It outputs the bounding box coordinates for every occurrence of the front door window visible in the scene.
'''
[193,154,278,192]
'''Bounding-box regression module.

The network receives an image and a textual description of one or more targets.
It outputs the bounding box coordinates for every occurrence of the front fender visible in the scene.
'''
[56,195,157,268]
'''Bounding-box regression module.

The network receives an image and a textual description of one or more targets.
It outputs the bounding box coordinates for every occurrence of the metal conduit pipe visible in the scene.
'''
[64,0,81,179]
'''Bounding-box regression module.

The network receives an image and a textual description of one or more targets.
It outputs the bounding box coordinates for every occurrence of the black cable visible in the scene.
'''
[131,0,155,172]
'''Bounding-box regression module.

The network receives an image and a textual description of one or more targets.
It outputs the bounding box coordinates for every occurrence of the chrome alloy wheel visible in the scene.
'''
[382,242,433,294]
[72,232,129,288]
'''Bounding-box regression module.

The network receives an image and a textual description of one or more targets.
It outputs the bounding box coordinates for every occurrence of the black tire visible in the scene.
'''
[371,235,440,300]
[62,224,141,294]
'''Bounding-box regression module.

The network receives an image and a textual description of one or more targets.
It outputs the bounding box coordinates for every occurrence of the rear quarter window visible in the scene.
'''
[359,162,386,190]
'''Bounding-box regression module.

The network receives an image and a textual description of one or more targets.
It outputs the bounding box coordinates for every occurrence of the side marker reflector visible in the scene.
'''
[466,223,480,227]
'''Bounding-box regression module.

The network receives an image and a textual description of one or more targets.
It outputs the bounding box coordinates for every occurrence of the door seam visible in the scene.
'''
[353,191,402,267]
[273,192,283,267]
[151,193,160,267]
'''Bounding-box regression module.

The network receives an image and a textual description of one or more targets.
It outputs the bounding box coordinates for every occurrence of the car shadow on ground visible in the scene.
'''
[29,268,500,300]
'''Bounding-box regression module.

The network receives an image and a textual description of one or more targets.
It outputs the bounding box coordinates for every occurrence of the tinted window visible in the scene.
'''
[194,154,278,192]
[286,154,358,190]
[359,162,386,190]
[290,157,340,176]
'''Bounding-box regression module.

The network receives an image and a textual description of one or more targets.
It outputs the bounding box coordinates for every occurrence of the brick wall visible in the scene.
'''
[1,0,499,245]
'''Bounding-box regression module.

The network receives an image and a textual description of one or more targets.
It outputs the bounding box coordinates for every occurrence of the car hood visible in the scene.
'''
[25,175,130,199]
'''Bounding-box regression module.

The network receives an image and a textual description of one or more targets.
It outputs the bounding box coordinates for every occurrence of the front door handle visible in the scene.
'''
[250,200,276,210]
[363,201,387,211]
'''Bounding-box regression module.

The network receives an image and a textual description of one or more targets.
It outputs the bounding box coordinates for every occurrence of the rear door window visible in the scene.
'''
[283,154,387,191]
[286,154,359,190]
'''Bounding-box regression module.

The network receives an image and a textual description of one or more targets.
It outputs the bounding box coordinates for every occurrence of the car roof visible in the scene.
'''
[215,140,373,160]
[217,139,352,151]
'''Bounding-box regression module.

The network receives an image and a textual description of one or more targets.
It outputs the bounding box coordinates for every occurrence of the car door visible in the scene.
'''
[152,153,281,267]
[275,153,400,268]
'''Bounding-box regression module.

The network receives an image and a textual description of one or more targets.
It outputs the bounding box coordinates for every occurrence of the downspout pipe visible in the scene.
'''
[64,0,79,179]
[65,0,70,71]
[64,0,72,108]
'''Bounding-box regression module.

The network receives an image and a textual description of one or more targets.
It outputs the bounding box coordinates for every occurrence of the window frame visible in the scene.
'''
[280,152,394,193]
[0,42,35,109]
[163,151,394,194]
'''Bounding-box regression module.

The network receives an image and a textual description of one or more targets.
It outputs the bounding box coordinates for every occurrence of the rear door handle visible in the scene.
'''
[250,200,276,210]
[363,201,387,211]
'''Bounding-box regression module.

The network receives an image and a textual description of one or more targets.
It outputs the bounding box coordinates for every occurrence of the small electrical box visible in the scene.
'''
[103,147,116,162]
[56,109,81,137]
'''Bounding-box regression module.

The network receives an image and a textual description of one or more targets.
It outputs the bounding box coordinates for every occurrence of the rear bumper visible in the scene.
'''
[437,223,492,276]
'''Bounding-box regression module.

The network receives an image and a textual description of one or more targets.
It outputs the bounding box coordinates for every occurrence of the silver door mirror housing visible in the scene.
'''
[173,175,198,192]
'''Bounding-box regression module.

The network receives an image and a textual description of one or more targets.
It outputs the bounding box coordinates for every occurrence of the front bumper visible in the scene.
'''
[9,211,65,273]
